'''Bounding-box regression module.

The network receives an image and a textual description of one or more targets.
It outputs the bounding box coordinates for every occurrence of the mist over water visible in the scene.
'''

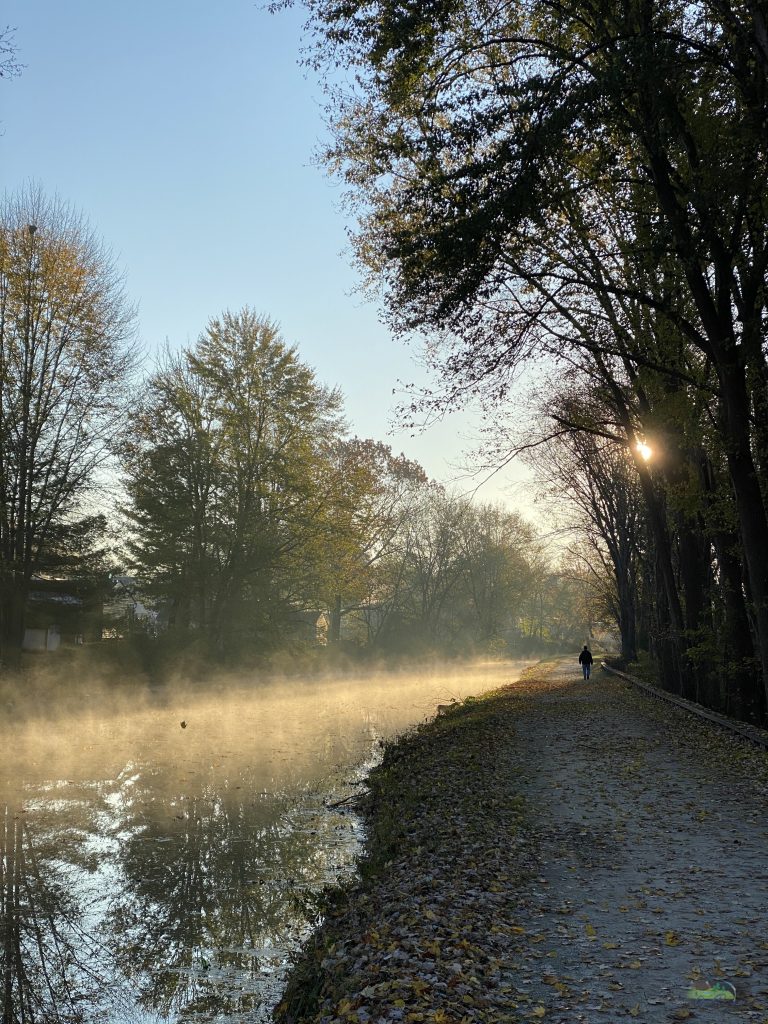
[0,659,530,1023]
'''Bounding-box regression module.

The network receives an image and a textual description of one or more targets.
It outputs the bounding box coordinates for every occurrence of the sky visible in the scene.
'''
[1,0,534,510]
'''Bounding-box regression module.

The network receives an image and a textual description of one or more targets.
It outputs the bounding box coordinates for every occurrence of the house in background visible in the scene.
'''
[23,576,104,652]
[102,576,160,637]
[286,609,330,646]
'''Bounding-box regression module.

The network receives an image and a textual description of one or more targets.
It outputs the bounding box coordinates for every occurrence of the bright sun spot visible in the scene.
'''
[636,442,653,462]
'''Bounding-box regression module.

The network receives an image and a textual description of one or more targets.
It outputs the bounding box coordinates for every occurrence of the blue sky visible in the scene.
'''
[1,0,531,507]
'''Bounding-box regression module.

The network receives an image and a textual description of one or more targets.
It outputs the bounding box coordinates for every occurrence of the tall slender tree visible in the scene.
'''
[0,186,135,656]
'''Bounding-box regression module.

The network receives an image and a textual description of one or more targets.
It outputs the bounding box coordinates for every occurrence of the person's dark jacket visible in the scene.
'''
[579,648,593,665]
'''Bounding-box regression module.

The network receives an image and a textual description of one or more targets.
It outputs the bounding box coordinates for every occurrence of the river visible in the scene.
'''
[0,659,530,1023]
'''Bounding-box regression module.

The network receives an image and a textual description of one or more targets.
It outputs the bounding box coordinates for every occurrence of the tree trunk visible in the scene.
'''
[675,515,715,705]
[0,579,26,663]
[698,454,762,722]
[329,594,342,644]
[718,363,768,713]
[617,577,638,662]
[634,461,689,694]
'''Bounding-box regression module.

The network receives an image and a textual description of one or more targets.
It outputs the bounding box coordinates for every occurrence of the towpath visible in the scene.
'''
[276,661,768,1023]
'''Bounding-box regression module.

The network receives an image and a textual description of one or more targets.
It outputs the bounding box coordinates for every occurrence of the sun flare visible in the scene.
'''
[636,442,653,462]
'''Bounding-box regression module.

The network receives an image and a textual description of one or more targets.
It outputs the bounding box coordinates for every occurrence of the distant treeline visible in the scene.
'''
[0,187,593,671]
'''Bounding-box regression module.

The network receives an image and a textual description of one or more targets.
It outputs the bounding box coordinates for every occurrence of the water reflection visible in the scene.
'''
[0,660,528,1022]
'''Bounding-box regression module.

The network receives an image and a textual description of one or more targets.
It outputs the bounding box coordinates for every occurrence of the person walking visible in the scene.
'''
[579,644,594,680]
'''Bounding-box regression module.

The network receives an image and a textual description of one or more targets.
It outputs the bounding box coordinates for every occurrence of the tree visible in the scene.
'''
[0,26,21,82]
[122,351,220,635]
[366,489,543,655]
[529,412,646,662]
[321,437,427,642]
[0,187,136,656]
[124,310,345,655]
[287,0,768,708]
[457,503,534,647]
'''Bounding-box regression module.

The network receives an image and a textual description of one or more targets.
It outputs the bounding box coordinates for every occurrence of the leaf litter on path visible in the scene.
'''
[275,661,768,1023]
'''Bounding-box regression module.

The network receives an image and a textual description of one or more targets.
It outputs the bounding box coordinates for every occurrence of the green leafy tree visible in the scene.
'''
[124,310,344,656]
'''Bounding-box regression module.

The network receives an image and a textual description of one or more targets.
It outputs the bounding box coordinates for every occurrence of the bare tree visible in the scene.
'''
[0,26,21,81]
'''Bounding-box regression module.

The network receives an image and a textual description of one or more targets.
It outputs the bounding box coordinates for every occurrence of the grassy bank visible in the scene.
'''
[274,662,558,1024]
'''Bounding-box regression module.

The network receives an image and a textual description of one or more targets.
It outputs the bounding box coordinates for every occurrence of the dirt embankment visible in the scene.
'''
[275,661,768,1024]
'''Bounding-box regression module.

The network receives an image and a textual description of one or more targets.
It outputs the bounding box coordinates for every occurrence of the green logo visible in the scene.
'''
[686,981,736,1000]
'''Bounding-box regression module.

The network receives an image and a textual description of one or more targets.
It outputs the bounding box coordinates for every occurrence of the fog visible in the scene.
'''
[0,659,531,1023]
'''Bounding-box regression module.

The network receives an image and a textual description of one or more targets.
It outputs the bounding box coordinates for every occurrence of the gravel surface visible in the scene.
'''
[275,660,768,1023]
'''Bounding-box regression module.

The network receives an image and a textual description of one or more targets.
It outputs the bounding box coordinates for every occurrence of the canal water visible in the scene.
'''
[0,659,529,1023]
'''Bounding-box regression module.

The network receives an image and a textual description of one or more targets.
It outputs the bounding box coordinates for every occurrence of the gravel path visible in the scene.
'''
[502,662,768,1021]
[276,661,768,1023]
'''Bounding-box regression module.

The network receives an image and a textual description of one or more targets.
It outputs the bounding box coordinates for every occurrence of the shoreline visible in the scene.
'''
[273,658,768,1023]
[273,660,555,1023]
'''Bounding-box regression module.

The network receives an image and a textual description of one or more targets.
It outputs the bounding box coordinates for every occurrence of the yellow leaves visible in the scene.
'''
[410,978,431,998]
[585,922,597,939]
[602,941,619,949]
[627,1004,640,1017]
[671,1009,693,1020]
[431,1011,450,1024]
[664,930,681,946]
[530,1006,547,1018]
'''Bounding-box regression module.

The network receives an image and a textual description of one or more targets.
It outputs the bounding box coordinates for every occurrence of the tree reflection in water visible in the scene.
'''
[1,804,104,1023]
[0,663,521,1021]
[106,762,361,1020]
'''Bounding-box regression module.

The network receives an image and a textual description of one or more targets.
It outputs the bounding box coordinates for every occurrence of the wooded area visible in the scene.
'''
[0,189,592,669]
[280,0,768,724]
[3,1,768,725]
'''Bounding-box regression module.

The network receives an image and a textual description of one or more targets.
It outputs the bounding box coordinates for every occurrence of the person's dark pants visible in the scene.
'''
[582,664,591,679]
